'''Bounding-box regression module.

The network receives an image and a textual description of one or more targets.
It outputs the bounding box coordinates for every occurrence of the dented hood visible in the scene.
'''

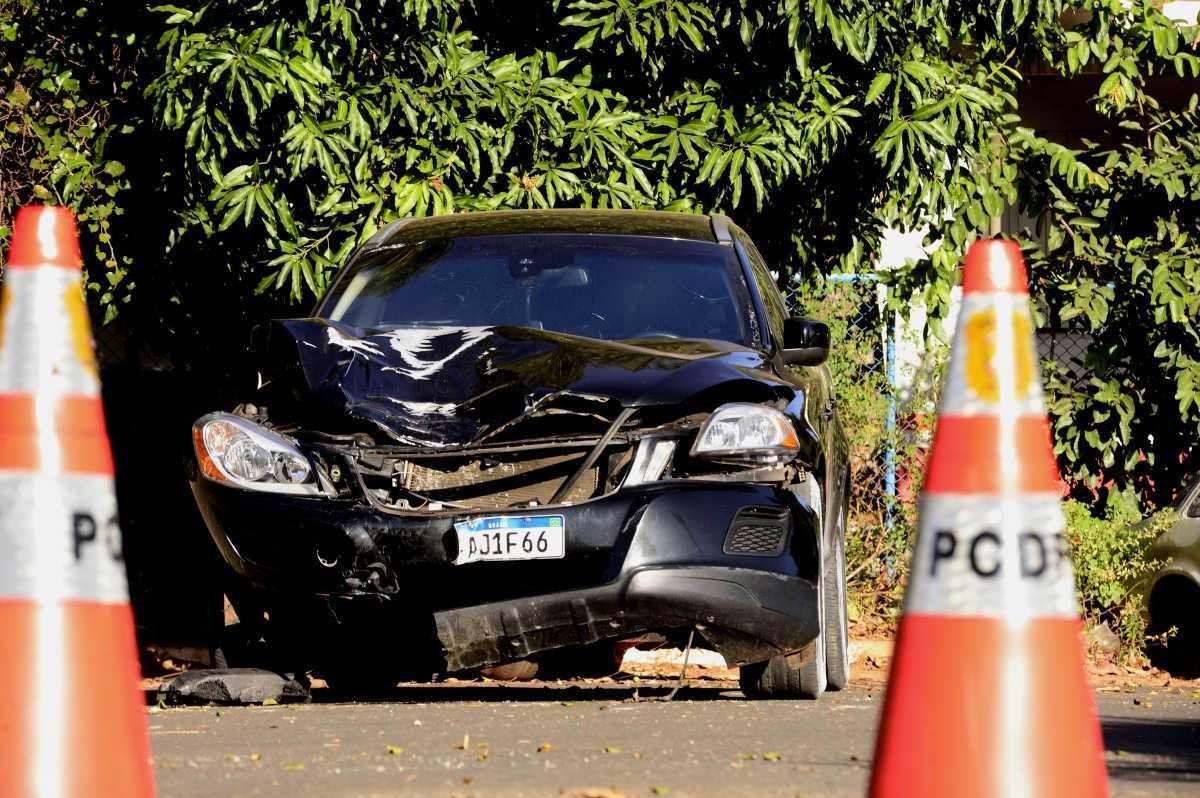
[264,319,793,447]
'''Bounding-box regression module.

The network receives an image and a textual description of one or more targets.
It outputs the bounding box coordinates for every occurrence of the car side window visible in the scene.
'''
[736,234,788,343]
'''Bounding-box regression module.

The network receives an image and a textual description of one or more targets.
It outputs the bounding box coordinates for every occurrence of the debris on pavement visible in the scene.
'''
[1086,621,1122,658]
[618,646,736,680]
[158,668,309,706]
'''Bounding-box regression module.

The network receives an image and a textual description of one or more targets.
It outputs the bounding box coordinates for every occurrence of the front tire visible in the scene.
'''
[739,473,849,699]
[739,642,825,699]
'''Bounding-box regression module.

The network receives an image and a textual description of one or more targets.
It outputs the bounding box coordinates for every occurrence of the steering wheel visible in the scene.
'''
[636,330,680,339]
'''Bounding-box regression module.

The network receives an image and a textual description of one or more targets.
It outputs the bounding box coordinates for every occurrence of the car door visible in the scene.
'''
[733,233,833,433]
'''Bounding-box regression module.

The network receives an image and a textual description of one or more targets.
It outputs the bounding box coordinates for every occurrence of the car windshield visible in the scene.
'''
[319,234,756,345]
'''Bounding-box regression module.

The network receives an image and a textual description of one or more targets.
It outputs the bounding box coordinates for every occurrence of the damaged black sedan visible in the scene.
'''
[188,209,850,698]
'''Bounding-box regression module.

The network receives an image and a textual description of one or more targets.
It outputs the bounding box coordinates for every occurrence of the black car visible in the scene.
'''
[188,209,851,698]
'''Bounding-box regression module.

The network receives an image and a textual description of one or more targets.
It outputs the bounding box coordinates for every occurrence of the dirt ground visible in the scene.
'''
[141,629,1200,697]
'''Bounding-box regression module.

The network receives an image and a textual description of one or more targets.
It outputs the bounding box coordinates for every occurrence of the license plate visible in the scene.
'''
[452,515,566,565]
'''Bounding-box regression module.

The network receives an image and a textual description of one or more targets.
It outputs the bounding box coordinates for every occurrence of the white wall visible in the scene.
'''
[1163,2,1200,25]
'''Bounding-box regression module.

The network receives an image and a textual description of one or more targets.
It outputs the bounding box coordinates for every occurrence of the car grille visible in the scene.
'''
[357,442,634,512]
[724,507,790,556]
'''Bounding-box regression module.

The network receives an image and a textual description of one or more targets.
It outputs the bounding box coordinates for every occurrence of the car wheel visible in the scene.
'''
[740,473,845,700]
[738,595,835,699]
[824,501,850,691]
[739,641,826,699]
[1147,575,1200,678]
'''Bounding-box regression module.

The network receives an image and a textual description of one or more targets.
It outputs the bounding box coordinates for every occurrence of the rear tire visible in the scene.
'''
[824,503,850,691]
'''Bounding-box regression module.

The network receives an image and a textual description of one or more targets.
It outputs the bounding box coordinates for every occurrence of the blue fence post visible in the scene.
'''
[884,287,897,534]
[801,272,901,553]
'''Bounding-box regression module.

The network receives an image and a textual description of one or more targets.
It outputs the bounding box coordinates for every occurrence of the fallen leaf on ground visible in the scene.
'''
[386,745,404,755]
[603,746,622,754]
[538,742,552,753]
[763,752,781,762]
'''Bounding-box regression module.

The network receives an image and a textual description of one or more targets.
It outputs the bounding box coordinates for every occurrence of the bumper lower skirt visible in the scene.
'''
[433,565,818,671]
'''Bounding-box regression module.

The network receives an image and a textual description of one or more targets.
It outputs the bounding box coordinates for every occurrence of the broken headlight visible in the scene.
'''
[690,403,799,466]
[192,413,329,496]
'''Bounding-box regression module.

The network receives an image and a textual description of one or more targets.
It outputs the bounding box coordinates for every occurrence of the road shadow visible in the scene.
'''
[1103,716,1200,783]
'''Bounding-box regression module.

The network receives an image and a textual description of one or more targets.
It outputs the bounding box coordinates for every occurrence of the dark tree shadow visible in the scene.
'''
[1103,716,1200,783]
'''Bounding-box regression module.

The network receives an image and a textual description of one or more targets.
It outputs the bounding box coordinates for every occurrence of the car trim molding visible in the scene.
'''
[709,213,734,245]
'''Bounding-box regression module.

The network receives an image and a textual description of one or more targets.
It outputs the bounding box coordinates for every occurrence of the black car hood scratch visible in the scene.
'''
[265,319,794,447]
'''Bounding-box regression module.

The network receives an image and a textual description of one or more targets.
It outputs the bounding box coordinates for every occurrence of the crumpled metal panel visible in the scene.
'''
[263,318,802,448]
[388,452,599,510]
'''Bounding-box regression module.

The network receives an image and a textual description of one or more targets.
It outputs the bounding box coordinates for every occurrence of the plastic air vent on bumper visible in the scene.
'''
[723,506,790,556]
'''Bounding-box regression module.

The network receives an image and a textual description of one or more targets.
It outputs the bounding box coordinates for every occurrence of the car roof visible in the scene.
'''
[370,209,721,248]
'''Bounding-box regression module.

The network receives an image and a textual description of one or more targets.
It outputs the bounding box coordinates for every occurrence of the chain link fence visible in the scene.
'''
[790,276,924,619]
[793,275,1099,623]
[1037,327,1094,386]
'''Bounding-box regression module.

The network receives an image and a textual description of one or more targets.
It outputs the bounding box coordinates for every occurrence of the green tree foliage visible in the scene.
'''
[1063,492,1175,659]
[1,0,1198,506]
[1019,9,1200,507]
[138,0,1041,299]
[0,1,135,297]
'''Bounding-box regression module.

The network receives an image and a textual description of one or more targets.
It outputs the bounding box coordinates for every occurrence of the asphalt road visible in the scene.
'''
[149,682,1200,797]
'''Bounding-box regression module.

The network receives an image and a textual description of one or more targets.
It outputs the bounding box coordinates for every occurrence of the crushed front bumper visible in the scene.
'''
[189,474,821,669]
[435,565,818,671]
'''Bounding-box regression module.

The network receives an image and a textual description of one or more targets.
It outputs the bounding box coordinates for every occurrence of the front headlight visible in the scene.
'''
[691,403,799,465]
[192,413,329,496]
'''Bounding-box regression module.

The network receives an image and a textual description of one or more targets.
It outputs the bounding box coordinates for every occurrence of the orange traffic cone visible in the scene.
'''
[869,240,1108,797]
[0,207,155,796]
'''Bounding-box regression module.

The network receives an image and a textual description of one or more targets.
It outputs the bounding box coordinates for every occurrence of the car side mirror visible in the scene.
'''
[782,318,830,366]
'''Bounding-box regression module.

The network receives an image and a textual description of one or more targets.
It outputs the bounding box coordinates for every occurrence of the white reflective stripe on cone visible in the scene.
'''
[938,293,1046,418]
[0,268,101,397]
[905,494,1078,619]
[0,473,128,604]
